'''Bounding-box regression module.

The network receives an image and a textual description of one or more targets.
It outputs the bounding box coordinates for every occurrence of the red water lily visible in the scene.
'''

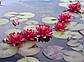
[21,29,37,41]
[7,32,25,46]
[54,22,67,31]
[36,24,52,38]
[68,2,81,12]
[12,19,19,26]
[58,13,72,22]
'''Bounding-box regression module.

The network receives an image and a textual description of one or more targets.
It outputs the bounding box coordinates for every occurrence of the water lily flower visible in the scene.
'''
[21,29,37,41]
[58,13,72,22]
[54,22,67,31]
[7,32,25,46]
[68,2,81,12]
[12,19,19,26]
[36,24,52,38]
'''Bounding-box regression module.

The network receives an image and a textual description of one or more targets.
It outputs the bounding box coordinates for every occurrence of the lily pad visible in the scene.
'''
[10,16,28,22]
[0,43,17,58]
[4,12,18,17]
[63,51,84,62]
[69,23,84,30]
[68,31,83,38]
[25,20,39,25]
[71,44,83,51]
[5,28,21,36]
[59,3,69,8]
[81,14,84,20]
[42,17,58,24]
[17,12,35,19]
[67,40,80,47]
[17,57,39,62]
[0,18,9,25]
[43,45,65,60]
[60,0,75,2]
[18,41,40,56]
[52,31,71,39]
[24,25,37,31]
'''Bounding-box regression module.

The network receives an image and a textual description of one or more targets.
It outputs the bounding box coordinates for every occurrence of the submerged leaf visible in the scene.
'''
[0,43,17,58]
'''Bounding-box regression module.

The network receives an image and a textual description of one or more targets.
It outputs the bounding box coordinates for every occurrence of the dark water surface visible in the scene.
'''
[0,0,82,62]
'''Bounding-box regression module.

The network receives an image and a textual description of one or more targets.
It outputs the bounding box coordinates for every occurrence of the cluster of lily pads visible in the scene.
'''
[0,0,84,62]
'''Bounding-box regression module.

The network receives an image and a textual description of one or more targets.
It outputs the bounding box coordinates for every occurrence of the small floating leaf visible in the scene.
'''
[17,12,35,19]
[4,12,18,17]
[5,28,21,35]
[17,57,39,62]
[0,18,9,25]
[0,43,17,58]
[42,17,58,24]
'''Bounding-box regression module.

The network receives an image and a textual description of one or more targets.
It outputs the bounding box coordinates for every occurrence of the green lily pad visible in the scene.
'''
[19,41,37,48]
[25,20,39,25]
[59,3,69,8]
[17,57,39,62]
[4,12,18,17]
[60,0,75,2]
[67,40,80,47]
[17,12,35,19]
[18,41,40,56]
[10,16,28,22]
[5,28,21,36]
[69,23,84,30]
[0,43,17,58]
[42,17,58,24]
[68,32,83,38]
[71,44,83,51]
[52,31,71,39]
[24,25,37,31]
[0,18,9,25]
[63,51,84,62]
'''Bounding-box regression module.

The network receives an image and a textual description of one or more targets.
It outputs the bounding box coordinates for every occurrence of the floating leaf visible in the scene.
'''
[18,41,40,56]
[17,57,39,62]
[24,25,37,31]
[68,31,83,38]
[25,20,39,25]
[69,23,84,30]
[42,17,58,24]
[52,31,71,39]
[4,12,18,17]
[0,43,17,58]
[60,0,75,2]
[43,45,65,60]
[0,18,9,25]
[71,44,83,51]
[67,40,80,47]
[63,51,84,62]
[59,3,69,8]
[17,12,35,19]
[81,14,84,20]
[5,28,21,35]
